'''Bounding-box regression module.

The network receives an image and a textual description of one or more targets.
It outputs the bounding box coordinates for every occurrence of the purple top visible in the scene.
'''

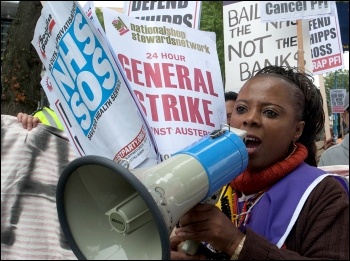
[241,163,348,248]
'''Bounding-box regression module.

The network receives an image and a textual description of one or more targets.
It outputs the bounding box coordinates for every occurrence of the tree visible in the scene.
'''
[323,69,349,116]
[1,1,43,116]
[95,7,104,29]
[200,1,225,85]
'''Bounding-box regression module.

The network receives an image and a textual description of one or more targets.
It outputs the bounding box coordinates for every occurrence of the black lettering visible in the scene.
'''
[131,1,142,11]
[183,14,193,28]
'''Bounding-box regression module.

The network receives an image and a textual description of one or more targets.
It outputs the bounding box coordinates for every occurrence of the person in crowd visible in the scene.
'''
[315,127,336,165]
[17,106,64,131]
[337,132,343,144]
[318,91,349,166]
[225,91,238,125]
[170,66,349,260]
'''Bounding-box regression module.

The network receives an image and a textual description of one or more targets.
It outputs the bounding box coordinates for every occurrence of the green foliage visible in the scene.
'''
[323,69,349,115]
[95,7,105,30]
[199,1,225,85]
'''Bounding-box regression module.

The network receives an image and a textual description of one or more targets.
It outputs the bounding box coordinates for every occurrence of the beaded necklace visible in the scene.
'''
[232,189,266,228]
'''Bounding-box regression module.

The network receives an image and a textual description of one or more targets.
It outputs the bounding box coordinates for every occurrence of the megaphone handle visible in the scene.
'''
[178,239,202,256]
[177,186,226,255]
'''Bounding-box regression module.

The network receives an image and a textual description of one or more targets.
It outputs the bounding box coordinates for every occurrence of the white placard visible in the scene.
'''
[310,4,344,75]
[103,7,226,160]
[123,1,202,29]
[330,89,347,113]
[260,1,333,22]
[223,1,313,93]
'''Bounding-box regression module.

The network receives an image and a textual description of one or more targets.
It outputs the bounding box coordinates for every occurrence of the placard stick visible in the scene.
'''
[296,20,305,72]
[319,74,331,141]
[340,113,344,139]
[297,20,331,141]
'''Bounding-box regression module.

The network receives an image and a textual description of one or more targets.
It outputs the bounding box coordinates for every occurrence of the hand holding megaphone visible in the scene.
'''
[176,186,226,255]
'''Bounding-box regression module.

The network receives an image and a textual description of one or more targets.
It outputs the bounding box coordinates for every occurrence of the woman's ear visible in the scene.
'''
[293,121,305,142]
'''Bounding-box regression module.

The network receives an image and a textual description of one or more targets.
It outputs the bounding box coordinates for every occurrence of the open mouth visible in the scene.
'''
[245,136,261,154]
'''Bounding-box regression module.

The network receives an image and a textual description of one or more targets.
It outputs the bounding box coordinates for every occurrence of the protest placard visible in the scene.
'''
[32,1,159,168]
[123,1,202,29]
[256,0,344,140]
[103,7,226,160]
[223,1,313,93]
[330,89,347,113]
[260,1,344,75]
[260,1,332,22]
[309,6,344,75]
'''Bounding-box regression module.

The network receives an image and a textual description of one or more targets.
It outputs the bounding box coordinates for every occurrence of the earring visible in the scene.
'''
[285,142,297,160]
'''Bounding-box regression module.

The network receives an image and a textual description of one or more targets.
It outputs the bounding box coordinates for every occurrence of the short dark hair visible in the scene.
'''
[225,91,238,102]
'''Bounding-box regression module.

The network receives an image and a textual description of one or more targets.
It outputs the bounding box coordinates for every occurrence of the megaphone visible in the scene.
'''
[56,125,248,260]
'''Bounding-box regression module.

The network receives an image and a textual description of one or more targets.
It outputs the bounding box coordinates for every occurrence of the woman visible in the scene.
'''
[171,66,349,260]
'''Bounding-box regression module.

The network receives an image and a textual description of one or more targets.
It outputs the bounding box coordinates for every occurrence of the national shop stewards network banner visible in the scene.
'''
[102,7,226,160]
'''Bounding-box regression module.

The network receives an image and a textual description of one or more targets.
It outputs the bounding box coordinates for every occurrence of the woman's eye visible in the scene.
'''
[236,106,246,114]
[264,110,278,118]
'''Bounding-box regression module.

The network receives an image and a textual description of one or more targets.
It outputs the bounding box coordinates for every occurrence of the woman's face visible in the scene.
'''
[230,75,305,171]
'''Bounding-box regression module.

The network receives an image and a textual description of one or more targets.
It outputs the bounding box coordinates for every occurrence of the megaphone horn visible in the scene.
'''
[56,125,248,260]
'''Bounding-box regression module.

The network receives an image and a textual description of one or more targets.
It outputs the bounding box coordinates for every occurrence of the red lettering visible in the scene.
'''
[146,94,160,121]
[187,97,203,124]
[194,68,208,94]
[131,58,143,86]
[141,94,214,125]
[114,127,145,160]
[176,65,192,90]
[162,63,177,88]
[179,95,189,122]
[144,63,162,87]
[202,99,214,127]
[117,55,216,95]
[162,94,180,121]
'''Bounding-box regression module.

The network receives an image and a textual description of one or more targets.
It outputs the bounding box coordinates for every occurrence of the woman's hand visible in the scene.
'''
[174,203,244,257]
